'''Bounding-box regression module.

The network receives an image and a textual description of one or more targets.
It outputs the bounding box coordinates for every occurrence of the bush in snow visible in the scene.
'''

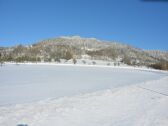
[17,124,28,126]
[107,63,110,66]
[82,60,86,64]
[92,61,96,65]
[73,58,77,64]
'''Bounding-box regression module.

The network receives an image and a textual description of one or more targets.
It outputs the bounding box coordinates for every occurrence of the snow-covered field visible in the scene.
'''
[0,64,168,126]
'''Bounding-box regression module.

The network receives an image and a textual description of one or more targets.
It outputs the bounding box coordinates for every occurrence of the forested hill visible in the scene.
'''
[0,36,168,70]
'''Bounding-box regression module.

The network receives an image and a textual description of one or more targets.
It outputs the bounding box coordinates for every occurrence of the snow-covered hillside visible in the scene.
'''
[1,36,168,69]
[0,64,167,126]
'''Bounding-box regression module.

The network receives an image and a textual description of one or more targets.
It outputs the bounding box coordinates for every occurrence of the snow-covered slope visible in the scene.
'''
[0,74,167,126]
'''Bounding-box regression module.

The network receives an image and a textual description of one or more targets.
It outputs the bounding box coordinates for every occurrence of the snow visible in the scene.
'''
[0,76,167,126]
[0,64,166,105]
[0,64,168,126]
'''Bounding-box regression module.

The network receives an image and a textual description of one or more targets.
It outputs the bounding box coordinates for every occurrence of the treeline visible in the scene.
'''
[0,52,74,63]
[0,44,76,63]
[0,55,41,63]
[148,61,168,70]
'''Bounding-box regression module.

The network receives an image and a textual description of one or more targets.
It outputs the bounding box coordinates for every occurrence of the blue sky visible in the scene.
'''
[0,0,168,50]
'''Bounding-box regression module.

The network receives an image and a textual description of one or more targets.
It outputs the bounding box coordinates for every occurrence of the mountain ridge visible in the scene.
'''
[0,36,168,70]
